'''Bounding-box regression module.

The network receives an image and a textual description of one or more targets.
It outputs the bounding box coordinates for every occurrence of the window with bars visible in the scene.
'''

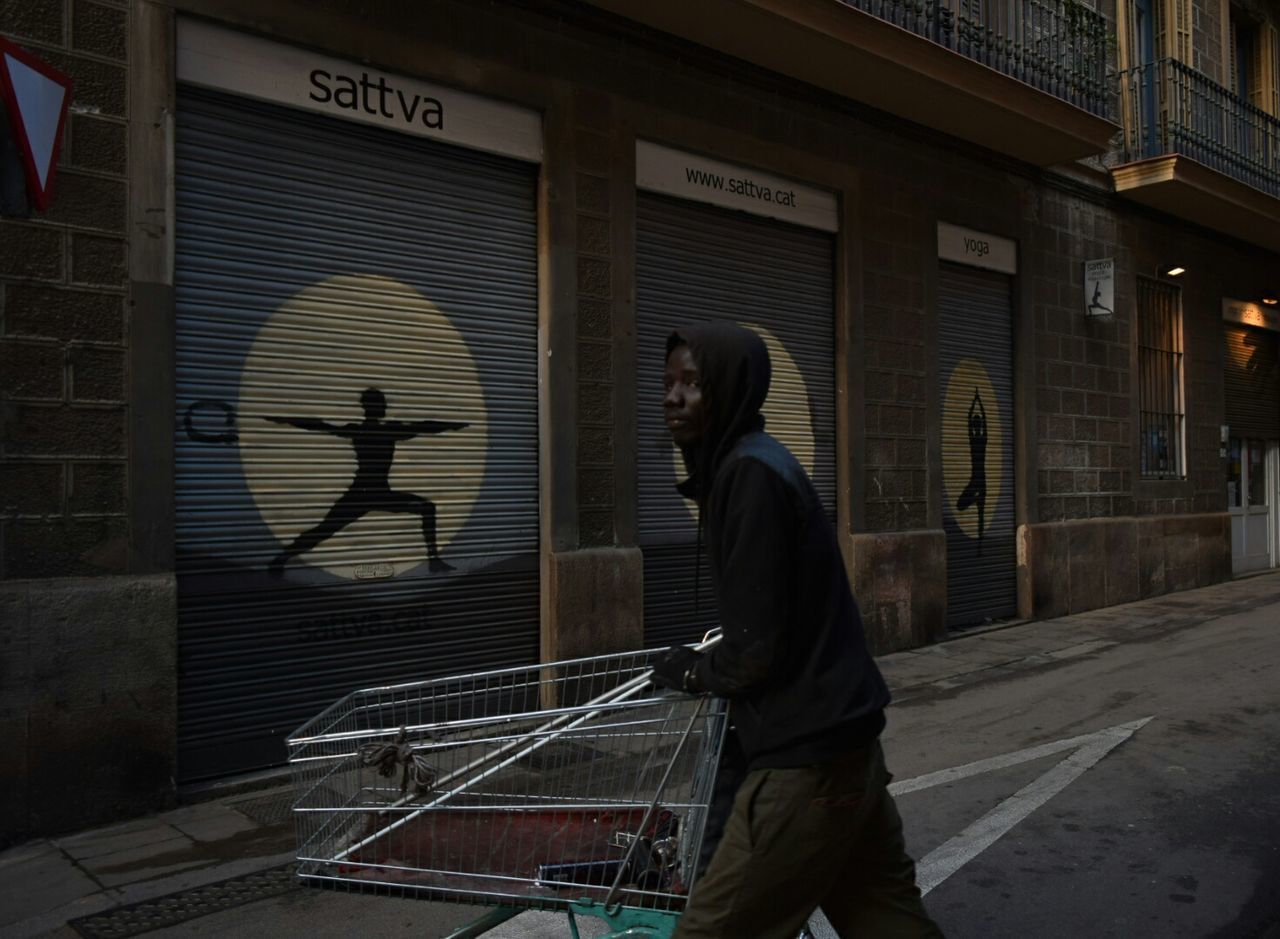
[1138,276,1185,478]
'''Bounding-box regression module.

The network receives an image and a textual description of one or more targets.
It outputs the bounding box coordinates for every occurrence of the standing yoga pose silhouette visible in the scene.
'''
[955,388,988,551]
[266,387,467,576]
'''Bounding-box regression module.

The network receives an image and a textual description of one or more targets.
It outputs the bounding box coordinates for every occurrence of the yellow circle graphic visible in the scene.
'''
[673,322,817,511]
[942,358,1002,541]
[237,275,486,579]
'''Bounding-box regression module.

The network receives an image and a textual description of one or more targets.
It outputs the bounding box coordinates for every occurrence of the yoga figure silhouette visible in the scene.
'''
[266,387,467,576]
[1087,280,1114,317]
[955,388,988,551]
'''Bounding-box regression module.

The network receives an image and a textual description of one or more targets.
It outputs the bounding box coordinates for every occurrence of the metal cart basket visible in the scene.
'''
[289,646,727,938]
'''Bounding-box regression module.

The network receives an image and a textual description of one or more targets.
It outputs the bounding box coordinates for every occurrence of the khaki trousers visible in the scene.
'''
[675,740,943,939]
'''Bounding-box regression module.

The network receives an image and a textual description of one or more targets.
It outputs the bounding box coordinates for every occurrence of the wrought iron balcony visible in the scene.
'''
[1120,58,1280,199]
[579,0,1120,164]
[837,0,1110,117]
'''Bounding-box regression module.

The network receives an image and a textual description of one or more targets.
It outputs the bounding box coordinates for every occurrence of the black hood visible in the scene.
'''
[667,322,771,502]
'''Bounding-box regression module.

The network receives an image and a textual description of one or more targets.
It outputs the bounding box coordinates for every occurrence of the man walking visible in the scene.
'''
[650,323,942,939]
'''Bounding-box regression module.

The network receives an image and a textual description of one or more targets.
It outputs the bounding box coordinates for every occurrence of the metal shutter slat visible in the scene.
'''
[1224,324,1280,439]
[174,86,539,781]
[636,194,836,647]
[938,263,1018,628]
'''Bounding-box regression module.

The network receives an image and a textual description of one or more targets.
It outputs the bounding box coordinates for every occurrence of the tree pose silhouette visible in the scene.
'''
[955,388,988,552]
[266,387,467,576]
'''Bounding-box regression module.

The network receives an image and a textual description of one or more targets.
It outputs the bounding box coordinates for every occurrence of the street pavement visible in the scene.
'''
[3,570,1279,938]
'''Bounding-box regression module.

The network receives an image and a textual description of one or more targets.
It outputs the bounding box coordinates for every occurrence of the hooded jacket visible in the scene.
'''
[669,323,890,769]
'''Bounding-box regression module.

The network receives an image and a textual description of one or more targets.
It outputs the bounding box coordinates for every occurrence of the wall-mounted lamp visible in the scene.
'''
[1262,296,1278,306]
[1163,265,1186,277]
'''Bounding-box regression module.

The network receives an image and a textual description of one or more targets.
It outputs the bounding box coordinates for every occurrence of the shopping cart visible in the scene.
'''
[288,641,727,938]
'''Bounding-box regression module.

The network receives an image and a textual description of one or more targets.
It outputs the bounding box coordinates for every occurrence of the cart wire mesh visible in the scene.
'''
[289,647,727,915]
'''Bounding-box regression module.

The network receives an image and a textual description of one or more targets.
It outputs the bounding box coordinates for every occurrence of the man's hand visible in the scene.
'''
[650,647,703,693]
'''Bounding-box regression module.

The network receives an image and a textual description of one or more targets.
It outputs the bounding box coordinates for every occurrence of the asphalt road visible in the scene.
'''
[888,598,1280,938]
[63,591,1280,939]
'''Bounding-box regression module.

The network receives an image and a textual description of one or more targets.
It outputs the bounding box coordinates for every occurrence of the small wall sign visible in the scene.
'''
[635,140,838,232]
[1084,258,1115,318]
[937,222,1017,274]
[176,19,542,163]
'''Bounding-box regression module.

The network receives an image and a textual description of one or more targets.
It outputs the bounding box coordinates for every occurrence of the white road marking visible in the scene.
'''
[807,717,1153,938]
[492,720,1155,938]
[914,717,1152,895]
[888,717,1153,798]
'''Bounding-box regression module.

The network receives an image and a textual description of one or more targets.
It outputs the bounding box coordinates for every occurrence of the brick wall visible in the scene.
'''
[1031,190,1134,522]
[1,0,130,580]
[573,89,617,549]
[1131,219,1226,518]
[1190,0,1225,82]
[861,174,929,533]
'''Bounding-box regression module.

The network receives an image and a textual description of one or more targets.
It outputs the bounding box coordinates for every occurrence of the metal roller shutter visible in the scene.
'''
[636,194,836,648]
[938,263,1017,628]
[1224,324,1280,439]
[174,87,539,780]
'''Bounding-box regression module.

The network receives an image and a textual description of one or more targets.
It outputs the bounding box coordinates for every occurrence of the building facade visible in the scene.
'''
[2,0,1278,841]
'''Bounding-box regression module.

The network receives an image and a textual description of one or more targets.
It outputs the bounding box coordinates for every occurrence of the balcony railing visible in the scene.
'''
[1120,58,1280,199]
[838,0,1110,116]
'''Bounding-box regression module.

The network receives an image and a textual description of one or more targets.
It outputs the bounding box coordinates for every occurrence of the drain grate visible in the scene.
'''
[68,863,300,938]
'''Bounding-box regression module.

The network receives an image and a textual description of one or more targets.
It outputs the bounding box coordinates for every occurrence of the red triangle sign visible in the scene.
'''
[0,37,73,212]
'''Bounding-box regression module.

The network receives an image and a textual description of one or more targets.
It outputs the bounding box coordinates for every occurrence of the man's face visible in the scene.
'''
[664,343,707,448]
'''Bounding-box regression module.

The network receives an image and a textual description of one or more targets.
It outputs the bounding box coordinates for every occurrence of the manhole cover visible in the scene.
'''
[68,863,300,938]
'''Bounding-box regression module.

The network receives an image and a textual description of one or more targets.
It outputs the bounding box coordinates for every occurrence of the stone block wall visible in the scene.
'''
[0,574,176,846]
[1030,189,1133,522]
[1,0,131,580]
[1019,513,1230,618]
[1120,215,1230,520]
[861,175,930,534]
[1191,0,1226,82]
[574,88,618,550]
[548,85,645,664]
[847,530,947,653]
[544,546,644,663]
[1,2,182,846]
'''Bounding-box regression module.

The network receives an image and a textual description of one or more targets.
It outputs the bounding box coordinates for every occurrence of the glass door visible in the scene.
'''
[1229,437,1275,573]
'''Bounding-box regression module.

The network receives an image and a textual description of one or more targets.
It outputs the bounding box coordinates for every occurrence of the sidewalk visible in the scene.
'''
[5,570,1280,939]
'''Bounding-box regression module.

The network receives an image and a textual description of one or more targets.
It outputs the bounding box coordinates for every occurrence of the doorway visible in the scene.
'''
[939,263,1017,627]
[1228,437,1277,574]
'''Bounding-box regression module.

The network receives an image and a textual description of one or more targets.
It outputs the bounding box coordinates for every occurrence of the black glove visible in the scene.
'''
[651,647,703,693]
